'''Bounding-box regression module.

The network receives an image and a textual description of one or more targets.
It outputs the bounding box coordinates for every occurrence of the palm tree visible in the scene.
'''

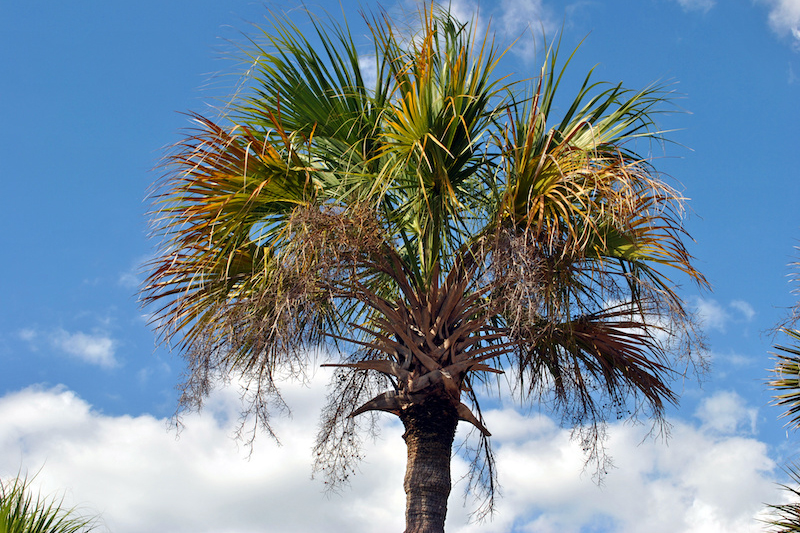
[143,5,706,531]
[0,475,99,533]
[765,255,800,533]
[765,330,800,532]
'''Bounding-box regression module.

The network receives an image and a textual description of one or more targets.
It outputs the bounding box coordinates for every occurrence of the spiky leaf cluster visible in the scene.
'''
[0,475,99,533]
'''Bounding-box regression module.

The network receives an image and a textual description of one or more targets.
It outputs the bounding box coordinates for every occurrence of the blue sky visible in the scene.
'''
[1,0,799,531]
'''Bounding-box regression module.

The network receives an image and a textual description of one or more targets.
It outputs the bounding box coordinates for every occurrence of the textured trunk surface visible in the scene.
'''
[401,398,458,533]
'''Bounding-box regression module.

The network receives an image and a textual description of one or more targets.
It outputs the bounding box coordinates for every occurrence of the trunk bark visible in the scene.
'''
[400,397,458,533]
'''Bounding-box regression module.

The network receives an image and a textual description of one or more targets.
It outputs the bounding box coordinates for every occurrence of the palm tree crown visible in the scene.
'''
[143,5,706,528]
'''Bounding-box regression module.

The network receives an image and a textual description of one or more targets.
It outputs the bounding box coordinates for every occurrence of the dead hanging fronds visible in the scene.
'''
[166,201,400,434]
[312,362,391,490]
[482,159,705,465]
[281,202,391,281]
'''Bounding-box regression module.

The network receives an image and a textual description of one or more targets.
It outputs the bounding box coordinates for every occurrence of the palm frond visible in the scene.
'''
[0,474,99,533]
[763,462,800,532]
[769,329,800,431]
[367,6,508,277]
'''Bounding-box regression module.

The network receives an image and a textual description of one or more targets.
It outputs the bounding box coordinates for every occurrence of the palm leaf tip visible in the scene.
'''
[0,474,101,533]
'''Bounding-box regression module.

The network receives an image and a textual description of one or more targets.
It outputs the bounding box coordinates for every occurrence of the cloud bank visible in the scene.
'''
[0,374,780,533]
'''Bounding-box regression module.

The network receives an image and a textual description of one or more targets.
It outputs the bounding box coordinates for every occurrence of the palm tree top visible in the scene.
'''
[142,3,706,515]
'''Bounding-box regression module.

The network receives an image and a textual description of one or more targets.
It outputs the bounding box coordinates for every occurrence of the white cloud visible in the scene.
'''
[497,0,556,60]
[0,375,781,533]
[694,390,758,434]
[51,329,117,368]
[18,327,119,368]
[694,298,756,332]
[709,349,756,372]
[447,0,483,28]
[696,299,731,331]
[761,0,800,46]
[675,0,715,13]
[0,380,406,533]
[410,0,554,62]
[731,300,757,321]
[453,400,776,533]
[379,0,554,74]
[358,55,378,90]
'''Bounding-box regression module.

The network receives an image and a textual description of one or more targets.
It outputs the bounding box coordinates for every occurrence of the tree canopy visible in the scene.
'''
[143,4,706,527]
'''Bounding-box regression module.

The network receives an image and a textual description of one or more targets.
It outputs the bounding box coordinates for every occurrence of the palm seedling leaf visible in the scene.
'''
[0,475,99,533]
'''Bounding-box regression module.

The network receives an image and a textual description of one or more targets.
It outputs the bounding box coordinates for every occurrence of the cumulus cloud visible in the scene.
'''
[452,394,776,533]
[694,390,758,434]
[675,0,715,13]
[0,380,406,533]
[761,0,800,46]
[0,375,780,533]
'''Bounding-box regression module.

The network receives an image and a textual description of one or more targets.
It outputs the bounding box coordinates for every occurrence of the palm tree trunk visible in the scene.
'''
[400,397,458,533]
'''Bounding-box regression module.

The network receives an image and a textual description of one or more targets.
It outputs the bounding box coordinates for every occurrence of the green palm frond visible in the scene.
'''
[0,475,99,533]
[763,462,800,532]
[769,329,800,431]
[370,7,506,277]
[484,39,705,424]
